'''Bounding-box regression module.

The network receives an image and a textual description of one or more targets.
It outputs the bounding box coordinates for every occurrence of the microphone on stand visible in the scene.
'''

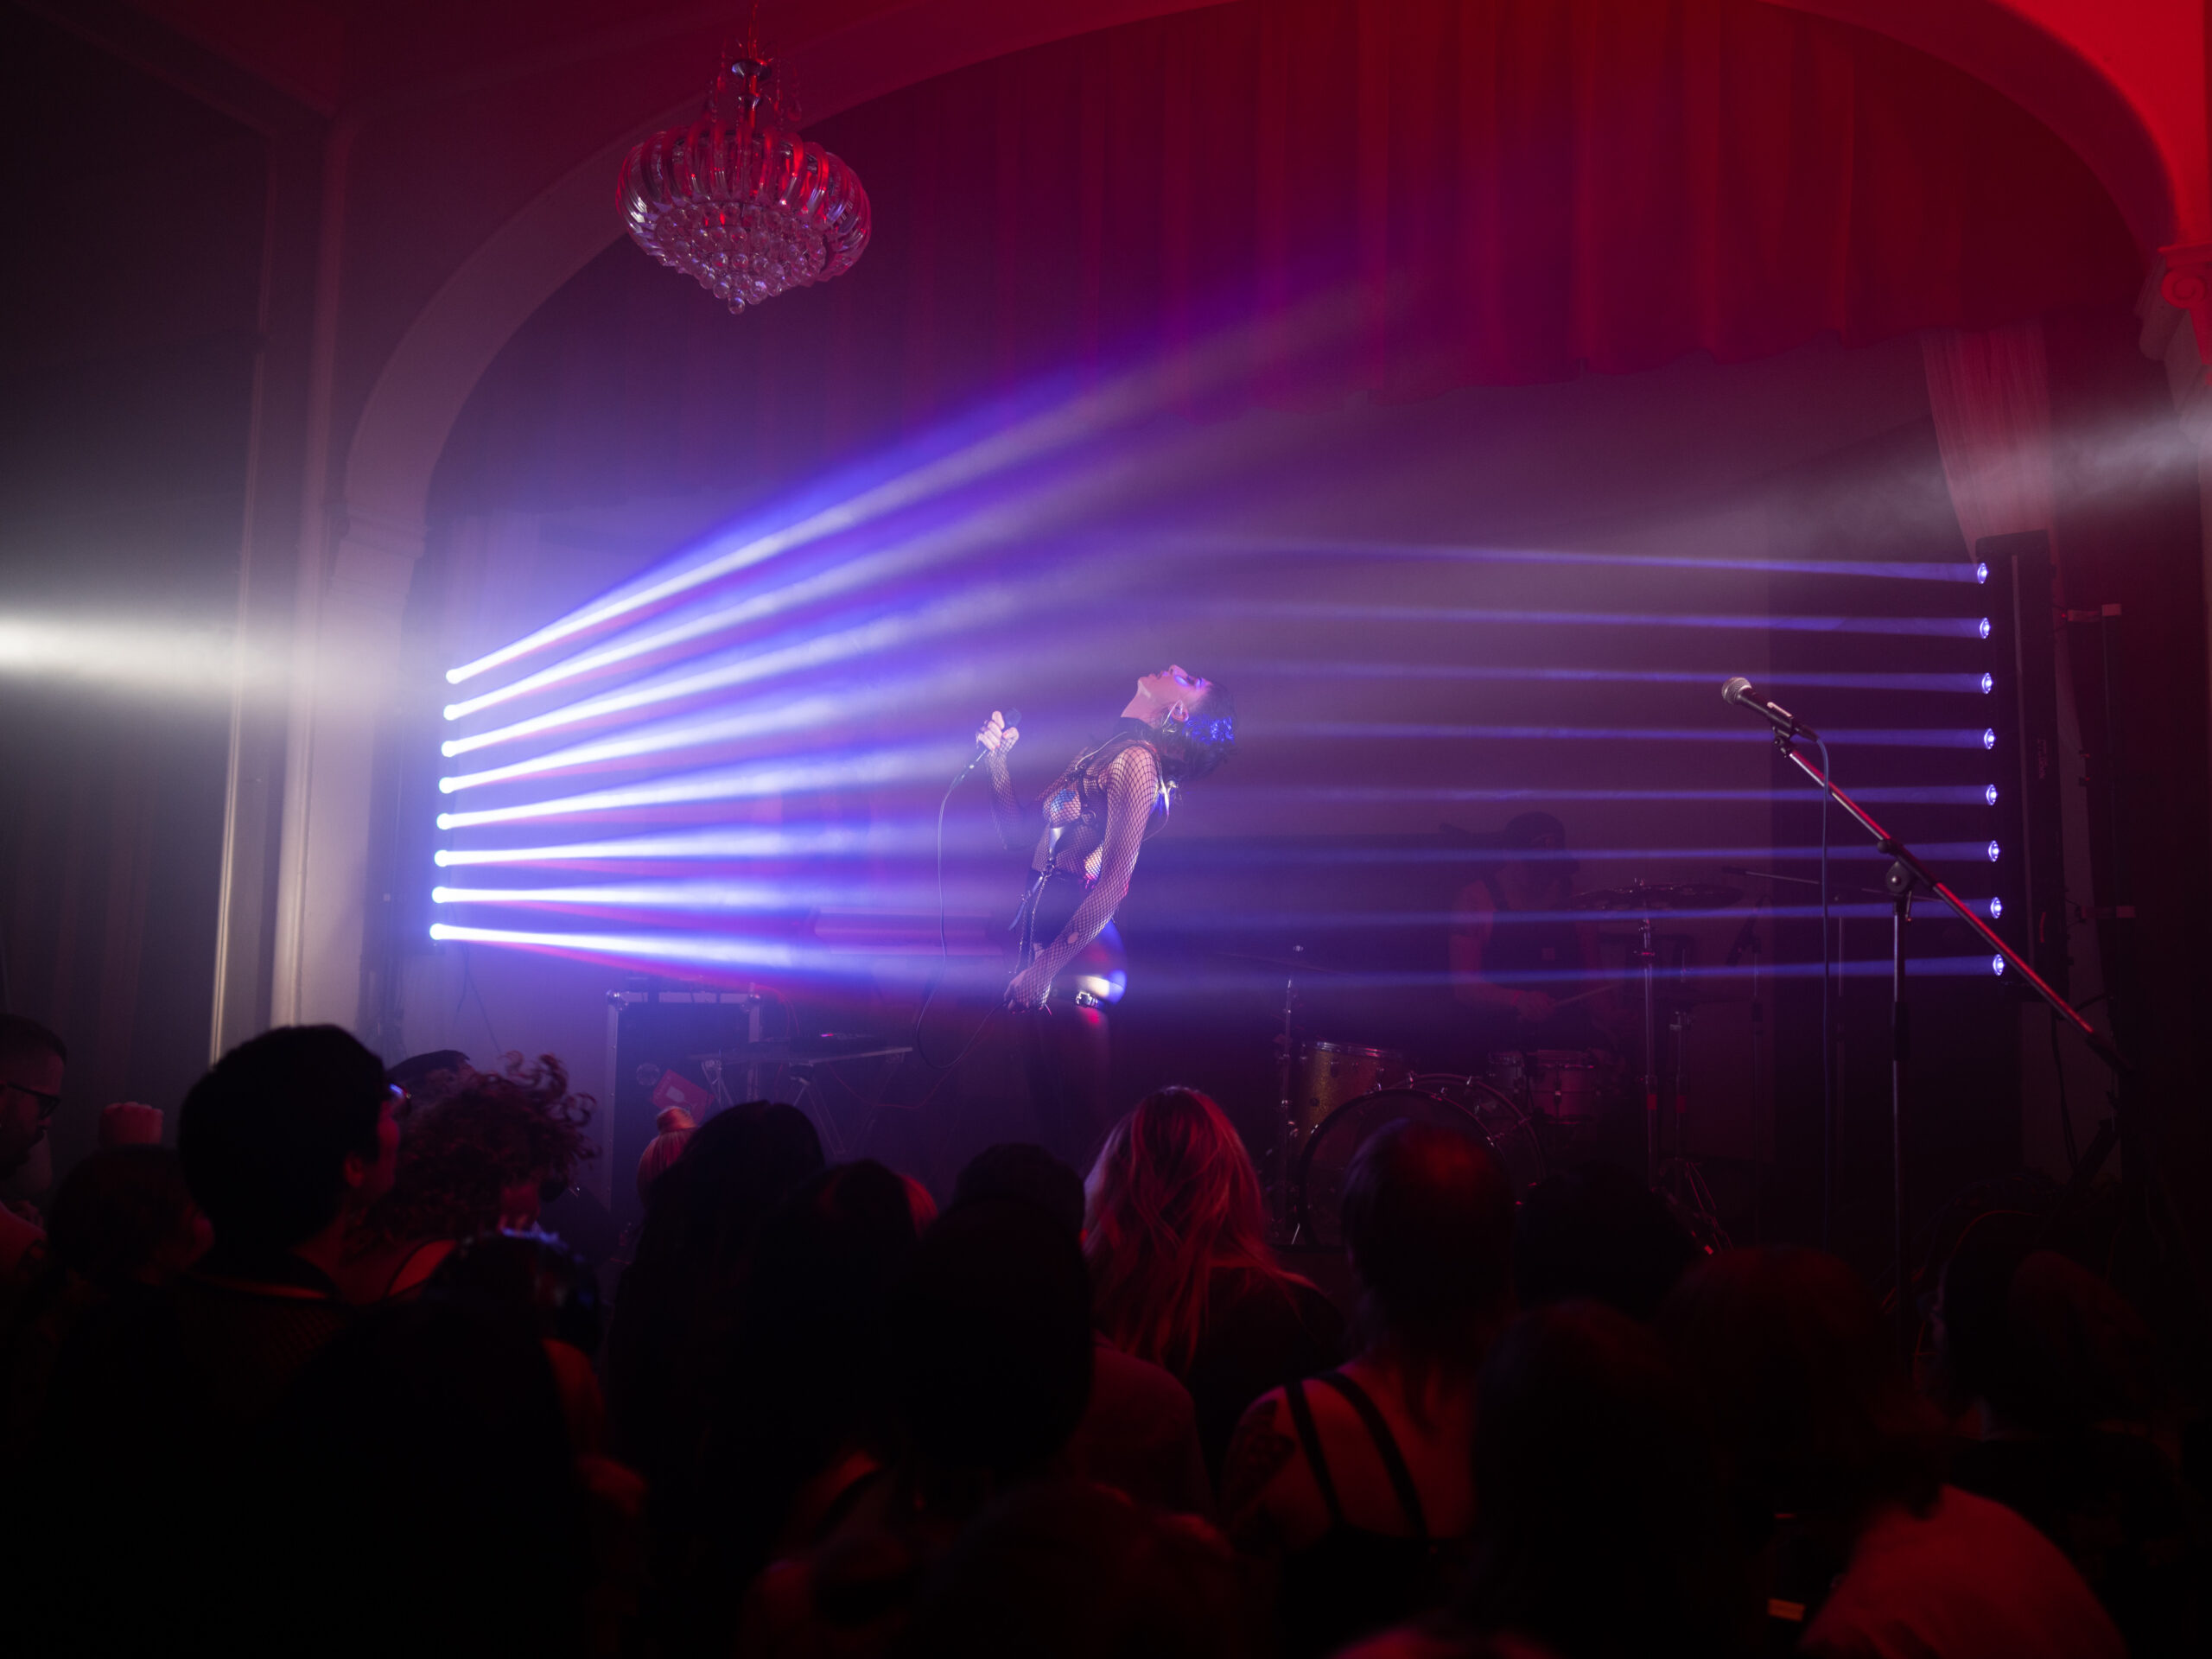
[1721,676,1818,741]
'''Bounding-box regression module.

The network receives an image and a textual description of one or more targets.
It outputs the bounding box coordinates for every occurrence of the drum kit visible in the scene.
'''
[1233,880,1748,1249]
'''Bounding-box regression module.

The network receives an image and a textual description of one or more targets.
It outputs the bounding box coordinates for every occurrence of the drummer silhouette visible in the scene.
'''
[1448,811,1617,1051]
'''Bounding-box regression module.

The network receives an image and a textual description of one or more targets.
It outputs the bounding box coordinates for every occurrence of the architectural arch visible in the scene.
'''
[277,0,2201,1031]
[347,0,2194,541]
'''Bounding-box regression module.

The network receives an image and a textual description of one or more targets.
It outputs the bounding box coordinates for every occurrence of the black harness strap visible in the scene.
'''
[1281,1379,1346,1527]
[1315,1371,1431,1540]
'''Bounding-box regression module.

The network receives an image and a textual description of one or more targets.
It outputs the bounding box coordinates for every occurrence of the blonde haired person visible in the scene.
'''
[1084,1086,1340,1480]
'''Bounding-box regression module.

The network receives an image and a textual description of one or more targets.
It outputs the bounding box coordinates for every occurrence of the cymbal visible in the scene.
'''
[1570,882,1745,912]
[1214,947,1351,976]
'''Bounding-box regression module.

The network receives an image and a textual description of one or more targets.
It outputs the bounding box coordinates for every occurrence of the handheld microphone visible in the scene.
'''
[959,707,1023,777]
[976,706,1023,748]
[1721,677,1818,741]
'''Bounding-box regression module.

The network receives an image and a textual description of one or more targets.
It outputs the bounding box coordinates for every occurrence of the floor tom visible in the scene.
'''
[1411,1071,1546,1195]
[1289,1040,1408,1154]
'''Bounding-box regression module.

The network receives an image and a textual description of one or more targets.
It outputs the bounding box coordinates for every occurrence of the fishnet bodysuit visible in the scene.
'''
[988,732,1164,999]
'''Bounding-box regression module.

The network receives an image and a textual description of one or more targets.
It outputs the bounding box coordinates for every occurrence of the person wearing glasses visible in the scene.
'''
[0,1014,67,1281]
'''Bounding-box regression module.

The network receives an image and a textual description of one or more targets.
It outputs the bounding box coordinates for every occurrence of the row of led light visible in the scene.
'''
[422,480,2013,970]
[429,601,2002,785]
[425,632,2014,944]
[422,264,2030,976]
[421,601,2005,780]
[1974,561,2009,978]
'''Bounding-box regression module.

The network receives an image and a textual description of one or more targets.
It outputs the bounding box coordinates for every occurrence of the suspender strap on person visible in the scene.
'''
[1316,1372,1430,1541]
[1282,1372,1431,1540]
[1282,1379,1347,1528]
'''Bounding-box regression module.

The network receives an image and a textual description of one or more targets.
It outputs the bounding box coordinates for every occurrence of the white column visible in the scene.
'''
[270,502,423,1031]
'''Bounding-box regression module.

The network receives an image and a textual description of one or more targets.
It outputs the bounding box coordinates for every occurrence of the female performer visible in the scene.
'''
[976,666,1234,1158]
[977,664,1236,1010]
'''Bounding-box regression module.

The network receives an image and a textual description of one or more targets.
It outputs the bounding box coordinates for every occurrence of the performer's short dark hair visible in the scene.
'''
[1157,680,1236,781]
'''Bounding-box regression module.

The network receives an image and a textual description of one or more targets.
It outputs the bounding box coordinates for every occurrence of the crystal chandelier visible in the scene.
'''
[619,42,871,315]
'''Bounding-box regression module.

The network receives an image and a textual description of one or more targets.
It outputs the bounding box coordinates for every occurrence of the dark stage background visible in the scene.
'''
[392,310,2208,1287]
[3,0,2203,1300]
[372,3,2209,1293]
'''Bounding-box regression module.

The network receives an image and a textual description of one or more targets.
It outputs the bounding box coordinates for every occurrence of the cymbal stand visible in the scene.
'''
[1883,857,1915,1359]
[1655,982,1732,1250]
[1772,731,2123,1361]
[1636,914,1658,1188]
[1725,863,1885,1252]
[1669,1005,1691,1157]
[1274,946,1307,1231]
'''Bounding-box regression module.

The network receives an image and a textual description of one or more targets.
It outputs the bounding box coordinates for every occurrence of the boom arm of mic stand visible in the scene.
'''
[1773,733,2126,1078]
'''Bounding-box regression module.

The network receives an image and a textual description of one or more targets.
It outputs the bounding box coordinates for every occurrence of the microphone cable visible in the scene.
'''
[913,712,1020,1071]
[1816,734,1834,1253]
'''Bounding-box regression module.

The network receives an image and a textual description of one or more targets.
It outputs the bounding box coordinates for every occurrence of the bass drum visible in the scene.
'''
[1410,1072,1547,1197]
[1294,1087,1522,1250]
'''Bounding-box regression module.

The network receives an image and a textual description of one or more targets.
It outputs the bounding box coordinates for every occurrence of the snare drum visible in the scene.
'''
[1529,1049,1605,1124]
[1289,1040,1408,1153]
[1488,1048,1613,1125]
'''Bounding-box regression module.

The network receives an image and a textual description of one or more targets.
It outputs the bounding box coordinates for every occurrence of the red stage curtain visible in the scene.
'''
[432,0,2139,517]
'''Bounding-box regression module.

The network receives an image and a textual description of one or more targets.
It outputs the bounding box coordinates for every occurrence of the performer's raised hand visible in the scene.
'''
[976,709,1020,755]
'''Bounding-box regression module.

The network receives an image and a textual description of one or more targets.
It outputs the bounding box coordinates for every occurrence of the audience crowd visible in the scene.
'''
[0,1010,2204,1656]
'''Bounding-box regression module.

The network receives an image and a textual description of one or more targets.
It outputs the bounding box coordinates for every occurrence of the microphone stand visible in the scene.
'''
[1770,728,2125,1362]
[1277,950,1305,1237]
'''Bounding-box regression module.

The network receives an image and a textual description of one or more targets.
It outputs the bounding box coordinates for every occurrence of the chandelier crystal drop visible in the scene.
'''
[619,43,870,315]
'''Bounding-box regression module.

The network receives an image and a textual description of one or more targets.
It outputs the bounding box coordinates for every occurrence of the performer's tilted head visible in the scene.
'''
[1122,664,1236,781]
